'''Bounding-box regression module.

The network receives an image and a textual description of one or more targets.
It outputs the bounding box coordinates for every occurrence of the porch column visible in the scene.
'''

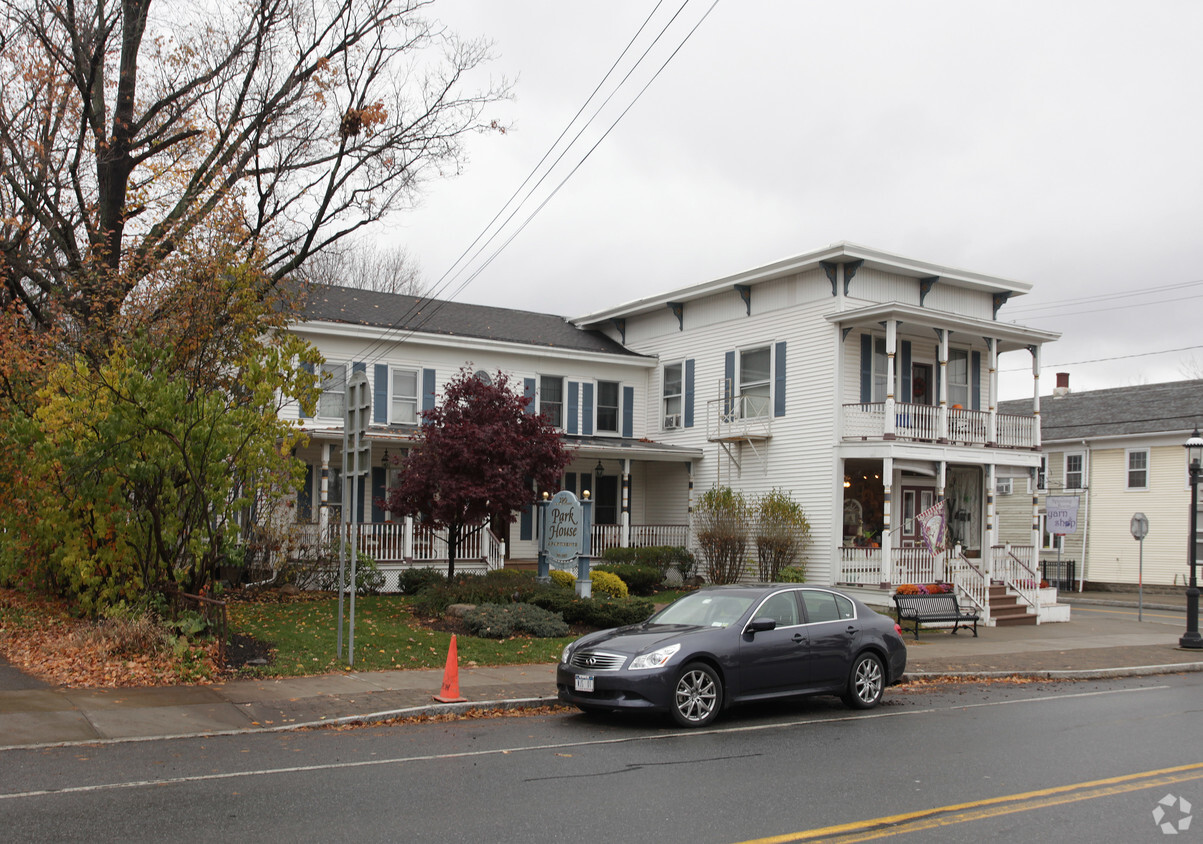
[884,320,897,439]
[986,463,997,553]
[987,338,999,445]
[881,456,894,585]
[936,461,947,581]
[621,458,631,547]
[403,515,414,561]
[937,329,949,442]
[1030,468,1040,552]
[319,443,331,537]
[1031,344,1042,448]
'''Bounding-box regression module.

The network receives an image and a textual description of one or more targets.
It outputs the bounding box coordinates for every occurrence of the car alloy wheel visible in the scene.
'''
[844,652,884,710]
[671,663,722,727]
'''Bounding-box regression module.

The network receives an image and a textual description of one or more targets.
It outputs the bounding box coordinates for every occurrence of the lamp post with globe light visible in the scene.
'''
[1180,428,1203,649]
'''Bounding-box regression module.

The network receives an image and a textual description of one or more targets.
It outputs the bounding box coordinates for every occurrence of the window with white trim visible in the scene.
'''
[739,346,771,418]
[596,381,620,434]
[1065,452,1085,490]
[662,363,683,429]
[318,362,347,419]
[540,375,564,429]
[1038,512,1063,551]
[391,368,418,425]
[947,348,970,408]
[1127,448,1149,490]
[1037,457,1048,492]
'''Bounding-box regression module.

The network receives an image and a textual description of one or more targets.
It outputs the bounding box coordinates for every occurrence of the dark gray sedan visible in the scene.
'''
[557,584,907,727]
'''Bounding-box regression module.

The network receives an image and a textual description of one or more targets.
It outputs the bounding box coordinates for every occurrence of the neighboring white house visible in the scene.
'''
[997,375,1203,589]
[283,241,1063,622]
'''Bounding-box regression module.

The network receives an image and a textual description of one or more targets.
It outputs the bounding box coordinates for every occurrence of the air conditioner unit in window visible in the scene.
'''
[663,413,681,429]
[995,478,1013,495]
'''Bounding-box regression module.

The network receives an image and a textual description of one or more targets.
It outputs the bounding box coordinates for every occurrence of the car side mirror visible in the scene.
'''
[745,617,776,634]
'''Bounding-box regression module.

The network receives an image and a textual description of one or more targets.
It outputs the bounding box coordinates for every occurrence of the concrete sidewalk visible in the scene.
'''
[3,593,1202,750]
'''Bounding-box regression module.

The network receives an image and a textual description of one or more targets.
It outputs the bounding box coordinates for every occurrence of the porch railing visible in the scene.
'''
[946,550,988,615]
[838,546,883,586]
[841,402,1035,448]
[298,521,503,569]
[991,543,1040,616]
[591,524,692,557]
[892,546,940,585]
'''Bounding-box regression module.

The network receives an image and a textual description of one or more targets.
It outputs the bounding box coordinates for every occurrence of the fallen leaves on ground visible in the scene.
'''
[0,588,221,688]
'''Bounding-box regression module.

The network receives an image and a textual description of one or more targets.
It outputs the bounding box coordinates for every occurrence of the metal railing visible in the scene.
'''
[707,394,773,441]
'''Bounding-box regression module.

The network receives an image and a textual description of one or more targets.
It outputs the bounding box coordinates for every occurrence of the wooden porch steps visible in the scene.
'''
[989,584,1037,626]
[504,559,538,572]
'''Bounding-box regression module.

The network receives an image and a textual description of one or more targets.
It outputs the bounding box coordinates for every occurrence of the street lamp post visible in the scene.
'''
[1180,428,1203,649]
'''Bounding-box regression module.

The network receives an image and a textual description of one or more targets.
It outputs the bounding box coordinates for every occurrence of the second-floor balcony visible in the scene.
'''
[842,402,1036,449]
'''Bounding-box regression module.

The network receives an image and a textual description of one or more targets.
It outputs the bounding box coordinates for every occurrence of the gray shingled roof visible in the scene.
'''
[293,282,643,357]
[998,379,1203,441]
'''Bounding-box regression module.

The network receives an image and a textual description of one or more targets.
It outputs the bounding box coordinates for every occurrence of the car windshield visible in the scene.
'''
[650,592,756,628]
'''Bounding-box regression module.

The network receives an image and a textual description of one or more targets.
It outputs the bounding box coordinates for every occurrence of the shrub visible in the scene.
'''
[776,566,807,583]
[528,591,654,628]
[596,563,661,596]
[408,569,548,617]
[695,487,750,584]
[601,545,695,579]
[316,551,385,595]
[549,569,576,590]
[396,568,446,595]
[463,602,569,639]
[754,489,811,582]
[590,569,628,598]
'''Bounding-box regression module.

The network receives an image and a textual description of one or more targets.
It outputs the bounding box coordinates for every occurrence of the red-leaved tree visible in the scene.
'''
[383,369,572,577]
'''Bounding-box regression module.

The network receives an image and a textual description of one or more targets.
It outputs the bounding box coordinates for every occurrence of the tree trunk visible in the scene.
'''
[447,521,460,579]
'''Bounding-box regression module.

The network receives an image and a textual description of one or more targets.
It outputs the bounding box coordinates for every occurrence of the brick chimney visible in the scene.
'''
[1053,372,1070,398]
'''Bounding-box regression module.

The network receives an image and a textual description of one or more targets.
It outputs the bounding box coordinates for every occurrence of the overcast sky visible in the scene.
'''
[377,0,1203,403]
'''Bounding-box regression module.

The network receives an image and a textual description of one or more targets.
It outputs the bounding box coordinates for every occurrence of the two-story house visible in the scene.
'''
[283,242,1061,622]
[997,376,1203,590]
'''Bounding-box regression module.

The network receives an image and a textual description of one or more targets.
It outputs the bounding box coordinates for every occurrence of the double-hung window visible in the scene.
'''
[318,363,347,419]
[662,364,683,429]
[597,381,620,434]
[947,349,970,408]
[1038,512,1063,551]
[739,346,771,418]
[1127,449,1149,490]
[1065,453,1085,490]
[540,375,564,429]
[871,337,887,403]
[391,368,418,425]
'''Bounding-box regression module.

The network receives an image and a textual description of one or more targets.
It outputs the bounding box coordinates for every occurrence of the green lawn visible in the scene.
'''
[228,595,575,677]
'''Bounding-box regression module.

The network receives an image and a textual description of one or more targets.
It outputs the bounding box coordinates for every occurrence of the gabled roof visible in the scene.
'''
[998,379,1203,441]
[293,282,643,357]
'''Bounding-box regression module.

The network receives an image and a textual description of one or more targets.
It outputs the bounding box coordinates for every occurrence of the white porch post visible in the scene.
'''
[881,456,894,585]
[986,463,997,552]
[1032,344,1042,448]
[319,443,331,538]
[686,460,695,552]
[987,338,999,445]
[937,329,949,442]
[620,458,631,548]
[884,320,897,439]
[936,461,947,581]
[403,515,414,561]
[1030,468,1040,552]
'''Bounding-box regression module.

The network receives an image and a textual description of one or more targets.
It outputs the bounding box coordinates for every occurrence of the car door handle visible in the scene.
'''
[846,625,857,635]
[792,633,806,643]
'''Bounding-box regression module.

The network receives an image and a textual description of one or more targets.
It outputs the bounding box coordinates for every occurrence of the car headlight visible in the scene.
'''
[628,643,680,671]
[561,644,573,664]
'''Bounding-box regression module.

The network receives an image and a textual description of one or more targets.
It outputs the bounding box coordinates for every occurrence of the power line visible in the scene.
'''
[1006,277,1203,315]
[1000,343,1203,373]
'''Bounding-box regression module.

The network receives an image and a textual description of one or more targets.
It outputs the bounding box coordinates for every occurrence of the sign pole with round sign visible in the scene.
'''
[1131,513,1149,622]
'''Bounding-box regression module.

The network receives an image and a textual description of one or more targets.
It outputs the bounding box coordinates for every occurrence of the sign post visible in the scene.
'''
[1131,513,1149,621]
[1046,495,1081,592]
[338,370,371,665]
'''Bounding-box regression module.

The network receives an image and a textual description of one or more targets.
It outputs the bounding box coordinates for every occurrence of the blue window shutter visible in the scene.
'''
[971,351,982,411]
[298,464,313,521]
[567,382,579,435]
[356,476,367,523]
[724,351,735,415]
[684,358,695,427]
[371,466,386,523]
[935,356,942,400]
[901,341,912,403]
[860,334,872,403]
[373,364,388,424]
[299,362,314,419]
[582,383,594,435]
[520,504,532,541]
[622,386,634,437]
[774,342,787,417]
[524,378,536,414]
[565,473,577,494]
[422,369,436,419]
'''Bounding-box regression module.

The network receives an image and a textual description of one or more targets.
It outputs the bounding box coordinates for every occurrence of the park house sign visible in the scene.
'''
[546,491,583,563]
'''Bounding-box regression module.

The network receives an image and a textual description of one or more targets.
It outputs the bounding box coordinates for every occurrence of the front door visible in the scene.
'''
[900,486,935,546]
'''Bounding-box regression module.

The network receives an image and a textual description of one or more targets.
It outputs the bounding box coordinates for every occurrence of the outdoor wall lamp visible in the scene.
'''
[594,460,605,477]
[1180,428,1203,649]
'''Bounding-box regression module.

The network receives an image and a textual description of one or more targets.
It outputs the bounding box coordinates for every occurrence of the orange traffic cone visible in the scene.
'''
[434,634,467,703]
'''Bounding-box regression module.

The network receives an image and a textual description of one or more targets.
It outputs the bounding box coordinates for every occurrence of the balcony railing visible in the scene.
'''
[841,402,1036,449]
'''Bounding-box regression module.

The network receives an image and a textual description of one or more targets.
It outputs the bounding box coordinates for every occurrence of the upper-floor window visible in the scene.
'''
[1037,457,1048,492]
[662,363,683,429]
[597,381,620,434]
[739,346,771,418]
[871,337,887,402]
[540,375,564,429]
[392,368,418,425]
[1127,449,1149,490]
[1065,452,1085,490]
[318,362,347,419]
[948,348,970,408]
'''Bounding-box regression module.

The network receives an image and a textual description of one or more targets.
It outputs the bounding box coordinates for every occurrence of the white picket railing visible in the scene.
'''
[946,550,989,615]
[992,543,1040,616]
[838,547,883,586]
[841,402,1036,448]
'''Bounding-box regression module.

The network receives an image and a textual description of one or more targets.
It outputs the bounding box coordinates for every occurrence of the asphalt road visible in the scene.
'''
[1070,603,1185,627]
[3,673,1201,843]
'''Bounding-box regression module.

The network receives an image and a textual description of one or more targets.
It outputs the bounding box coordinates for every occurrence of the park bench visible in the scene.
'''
[892,593,979,641]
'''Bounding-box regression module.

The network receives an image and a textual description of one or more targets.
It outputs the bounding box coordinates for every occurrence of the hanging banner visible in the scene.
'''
[916,499,948,556]
[1046,496,1081,535]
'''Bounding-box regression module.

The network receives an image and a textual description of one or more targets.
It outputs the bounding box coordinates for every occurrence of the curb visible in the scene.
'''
[903,661,1203,682]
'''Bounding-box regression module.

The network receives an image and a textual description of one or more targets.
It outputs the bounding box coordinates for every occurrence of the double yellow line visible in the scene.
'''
[738,762,1203,843]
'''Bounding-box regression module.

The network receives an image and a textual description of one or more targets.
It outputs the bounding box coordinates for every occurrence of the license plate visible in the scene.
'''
[575,674,595,693]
